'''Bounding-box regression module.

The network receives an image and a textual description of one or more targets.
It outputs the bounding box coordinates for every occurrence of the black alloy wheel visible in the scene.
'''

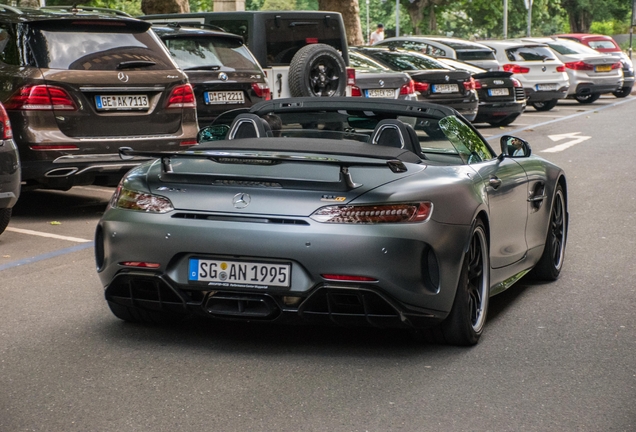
[528,184,567,281]
[439,220,490,346]
[289,44,347,97]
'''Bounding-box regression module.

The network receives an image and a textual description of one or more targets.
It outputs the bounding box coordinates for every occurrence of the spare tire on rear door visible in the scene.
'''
[288,43,347,97]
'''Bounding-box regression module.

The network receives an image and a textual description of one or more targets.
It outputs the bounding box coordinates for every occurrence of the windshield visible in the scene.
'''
[506,46,556,62]
[349,51,389,71]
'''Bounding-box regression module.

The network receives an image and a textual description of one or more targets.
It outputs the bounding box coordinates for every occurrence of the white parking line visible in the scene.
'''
[5,227,91,243]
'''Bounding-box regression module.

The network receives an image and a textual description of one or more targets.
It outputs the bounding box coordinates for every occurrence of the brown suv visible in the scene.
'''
[0,5,198,190]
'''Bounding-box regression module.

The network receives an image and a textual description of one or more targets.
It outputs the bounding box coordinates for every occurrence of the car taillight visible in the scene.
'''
[310,202,433,224]
[473,79,483,90]
[414,81,430,92]
[400,79,415,95]
[502,64,530,74]
[4,85,77,111]
[0,103,12,139]
[252,82,271,100]
[351,86,362,97]
[556,65,566,72]
[347,68,356,86]
[463,77,476,91]
[166,84,195,108]
[611,62,622,69]
[111,185,174,213]
[511,78,523,88]
[565,61,594,71]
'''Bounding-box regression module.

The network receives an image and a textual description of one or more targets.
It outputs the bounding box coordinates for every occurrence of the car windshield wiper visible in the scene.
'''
[117,61,157,69]
[182,65,222,71]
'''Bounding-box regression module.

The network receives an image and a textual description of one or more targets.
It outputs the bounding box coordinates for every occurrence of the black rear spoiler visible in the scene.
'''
[119,147,409,191]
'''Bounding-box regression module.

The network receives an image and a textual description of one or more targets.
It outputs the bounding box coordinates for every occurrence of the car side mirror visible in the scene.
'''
[198,124,230,143]
[500,135,531,159]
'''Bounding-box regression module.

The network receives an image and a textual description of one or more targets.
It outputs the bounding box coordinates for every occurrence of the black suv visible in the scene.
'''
[0,5,198,190]
[152,24,270,126]
[142,11,350,99]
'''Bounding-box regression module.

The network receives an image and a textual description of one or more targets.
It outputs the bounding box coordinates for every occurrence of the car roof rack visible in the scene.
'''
[40,5,131,17]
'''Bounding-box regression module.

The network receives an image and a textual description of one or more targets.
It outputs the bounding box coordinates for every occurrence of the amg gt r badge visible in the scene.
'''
[233,193,251,208]
[321,195,346,202]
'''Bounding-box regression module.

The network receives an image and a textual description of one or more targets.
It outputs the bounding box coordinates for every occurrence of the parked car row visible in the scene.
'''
[376,35,628,112]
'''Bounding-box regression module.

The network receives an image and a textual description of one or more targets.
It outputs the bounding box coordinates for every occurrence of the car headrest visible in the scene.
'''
[370,119,421,155]
[228,113,272,139]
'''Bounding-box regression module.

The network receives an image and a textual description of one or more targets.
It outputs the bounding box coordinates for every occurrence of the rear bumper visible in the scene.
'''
[0,139,21,209]
[473,100,526,124]
[570,81,622,96]
[103,272,448,329]
[419,93,479,122]
[524,87,569,102]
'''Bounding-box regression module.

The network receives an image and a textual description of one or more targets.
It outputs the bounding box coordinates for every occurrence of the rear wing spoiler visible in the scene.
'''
[119,147,409,191]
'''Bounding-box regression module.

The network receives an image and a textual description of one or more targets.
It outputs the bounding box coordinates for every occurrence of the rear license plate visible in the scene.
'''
[595,65,612,72]
[204,91,245,104]
[188,258,291,288]
[432,84,459,93]
[536,84,558,91]
[488,88,509,96]
[366,88,396,98]
[95,95,149,111]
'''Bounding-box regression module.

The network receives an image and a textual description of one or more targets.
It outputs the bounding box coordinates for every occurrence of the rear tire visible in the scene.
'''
[531,99,558,111]
[612,86,632,98]
[575,92,601,104]
[438,220,490,346]
[107,301,186,325]
[0,208,10,235]
[528,184,567,281]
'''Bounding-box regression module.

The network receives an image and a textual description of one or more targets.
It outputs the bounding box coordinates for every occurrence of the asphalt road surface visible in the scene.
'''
[1,97,634,431]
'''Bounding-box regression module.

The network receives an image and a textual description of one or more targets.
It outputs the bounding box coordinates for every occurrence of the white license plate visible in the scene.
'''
[488,88,509,96]
[95,94,149,111]
[595,65,612,72]
[536,84,558,91]
[366,88,396,98]
[432,84,459,93]
[189,258,291,288]
[204,91,245,104]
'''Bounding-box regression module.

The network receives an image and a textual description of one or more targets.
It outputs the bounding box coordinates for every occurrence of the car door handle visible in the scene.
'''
[489,176,502,189]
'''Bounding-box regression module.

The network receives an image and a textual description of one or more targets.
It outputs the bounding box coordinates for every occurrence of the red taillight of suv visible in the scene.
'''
[502,64,530,74]
[0,103,13,139]
[252,83,271,100]
[565,61,594,71]
[351,86,363,97]
[4,85,77,111]
[399,80,415,95]
[346,68,356,86]
[166,84,196,108]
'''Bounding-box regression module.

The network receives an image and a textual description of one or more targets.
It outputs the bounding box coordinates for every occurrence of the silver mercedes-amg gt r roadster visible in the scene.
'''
[95,97,568,346]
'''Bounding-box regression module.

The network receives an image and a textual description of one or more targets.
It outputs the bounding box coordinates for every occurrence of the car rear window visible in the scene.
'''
[264,17,344,65]
[546,40,599,56]
[25,21,175,70]
[587,40,618,50]
[456,50,496,61]
[162,36,261,72]
[505,46,556,62]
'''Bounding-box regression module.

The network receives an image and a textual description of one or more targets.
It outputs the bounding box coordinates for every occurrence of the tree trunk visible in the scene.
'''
[318,0,364,46]
[141,0,190,14]
[405,0,428,35]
